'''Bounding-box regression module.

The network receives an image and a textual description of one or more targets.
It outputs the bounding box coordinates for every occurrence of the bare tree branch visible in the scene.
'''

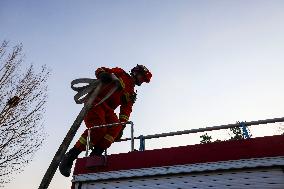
[0,41,50,187]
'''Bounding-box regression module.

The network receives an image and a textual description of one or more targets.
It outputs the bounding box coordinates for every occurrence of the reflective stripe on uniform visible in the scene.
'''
[118,77,125,89]
[119,114,129,121]
[104,134,115,143]
[79,136,87,145]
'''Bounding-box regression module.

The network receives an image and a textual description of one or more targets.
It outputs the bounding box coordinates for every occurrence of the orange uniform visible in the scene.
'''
[59,65,151,178]
[75,67,136,151]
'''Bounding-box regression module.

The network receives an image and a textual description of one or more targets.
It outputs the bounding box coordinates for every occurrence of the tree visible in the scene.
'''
[199,125,252,144]
[200,133,212,144]
[229,126,245,140]
[0,41,50,186]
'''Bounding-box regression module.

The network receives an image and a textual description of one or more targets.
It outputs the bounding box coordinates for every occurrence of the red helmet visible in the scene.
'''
[131,65,152,83]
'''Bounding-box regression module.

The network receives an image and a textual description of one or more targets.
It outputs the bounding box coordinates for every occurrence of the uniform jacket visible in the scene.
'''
[95,67,136,122]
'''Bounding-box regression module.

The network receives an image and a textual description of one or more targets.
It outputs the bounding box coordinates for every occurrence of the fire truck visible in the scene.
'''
[71,118,284,189]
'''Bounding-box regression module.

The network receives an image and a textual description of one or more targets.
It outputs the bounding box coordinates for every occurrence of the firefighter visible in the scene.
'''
[59,65,152,177]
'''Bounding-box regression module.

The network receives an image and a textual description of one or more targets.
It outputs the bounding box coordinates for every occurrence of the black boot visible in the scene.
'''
[90,146,105,156]
[59,147,81,177]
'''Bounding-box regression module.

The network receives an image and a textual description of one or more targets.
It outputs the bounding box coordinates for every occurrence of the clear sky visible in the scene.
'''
[1,0,284,188]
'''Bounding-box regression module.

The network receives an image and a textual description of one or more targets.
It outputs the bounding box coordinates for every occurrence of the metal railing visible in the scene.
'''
[85,121,134,157]
[85,117,284,156]
[119,117,284,151]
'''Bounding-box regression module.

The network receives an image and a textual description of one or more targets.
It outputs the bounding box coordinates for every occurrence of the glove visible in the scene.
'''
[98,72,112,83]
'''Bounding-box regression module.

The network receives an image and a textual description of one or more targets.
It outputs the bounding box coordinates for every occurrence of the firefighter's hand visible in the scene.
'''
[98,72,112,83]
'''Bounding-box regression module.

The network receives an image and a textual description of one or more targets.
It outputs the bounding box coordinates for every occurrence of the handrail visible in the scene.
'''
[119,117,284,151]
[85,117,284,155]
[85,121,134,157]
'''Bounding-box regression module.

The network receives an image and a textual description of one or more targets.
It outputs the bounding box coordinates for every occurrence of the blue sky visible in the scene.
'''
[1,1,284,188]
